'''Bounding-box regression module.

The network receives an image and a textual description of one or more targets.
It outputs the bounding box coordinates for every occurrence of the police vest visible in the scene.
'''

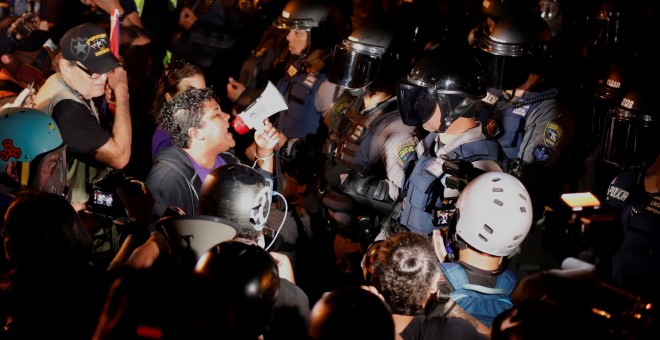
[334,97,398,175]
[276,70,327,139]
[608,170,660,286]
[399,132,501,235]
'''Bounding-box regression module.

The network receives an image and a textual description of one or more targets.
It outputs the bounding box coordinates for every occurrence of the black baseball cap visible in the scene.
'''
[60,23,120,74]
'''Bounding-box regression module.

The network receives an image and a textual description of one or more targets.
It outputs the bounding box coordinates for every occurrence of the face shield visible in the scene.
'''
[327,39,384,90]
[398,76,467,130]
[600,108,658,169]
[273,16,315,31]
[476,49,533,90]
[591,84,622,138]
[588,6,622,50]
[397,76,439,126]
[539,0,562,37]
[30,145,71,201]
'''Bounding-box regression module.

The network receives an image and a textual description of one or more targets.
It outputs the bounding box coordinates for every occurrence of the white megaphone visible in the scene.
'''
[159,215,237,265]
[231,81,288,134]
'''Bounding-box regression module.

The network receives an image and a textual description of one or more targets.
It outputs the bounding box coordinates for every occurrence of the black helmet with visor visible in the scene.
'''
[397,48,486,130]
[600,88,659,169]
[474,13,552,89]
[327,21,392,90]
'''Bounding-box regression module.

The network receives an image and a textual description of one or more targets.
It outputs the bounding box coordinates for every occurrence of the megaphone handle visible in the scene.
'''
[259,131,280,147]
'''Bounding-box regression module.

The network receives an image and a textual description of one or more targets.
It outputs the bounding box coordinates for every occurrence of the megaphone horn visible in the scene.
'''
[232,81,288,134]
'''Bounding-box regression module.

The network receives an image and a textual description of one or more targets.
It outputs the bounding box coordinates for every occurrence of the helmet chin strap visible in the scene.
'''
[20,162,30,187]
[438,97,477,133]
[297,30,312,60]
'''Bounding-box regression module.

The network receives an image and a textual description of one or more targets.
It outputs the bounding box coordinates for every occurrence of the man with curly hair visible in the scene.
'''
[369,232,487,339]
[145,87,278,218]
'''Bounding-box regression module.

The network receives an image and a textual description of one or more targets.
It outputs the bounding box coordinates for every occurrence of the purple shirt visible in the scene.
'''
[152,125,174,159]
[187,153,227,183]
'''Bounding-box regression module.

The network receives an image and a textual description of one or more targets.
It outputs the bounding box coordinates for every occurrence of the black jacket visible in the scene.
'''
[146,148,239,218]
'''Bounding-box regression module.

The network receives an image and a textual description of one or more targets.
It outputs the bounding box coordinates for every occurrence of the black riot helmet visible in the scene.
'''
[592,61,627,139]
[397,48,486,130]
[195,240,279,339]
[198,164,272,238]
[474,13,553,89]
[587,0,625,51]
[600,88,659,169]
[273,0,330,31]
[327,21,393,90]
[272,0,345,56]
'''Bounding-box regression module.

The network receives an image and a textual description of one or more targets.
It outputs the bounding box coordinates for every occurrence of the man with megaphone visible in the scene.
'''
[145,87,279,219]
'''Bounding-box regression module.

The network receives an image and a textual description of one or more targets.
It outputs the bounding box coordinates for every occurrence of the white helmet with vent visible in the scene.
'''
[454,172,532,257]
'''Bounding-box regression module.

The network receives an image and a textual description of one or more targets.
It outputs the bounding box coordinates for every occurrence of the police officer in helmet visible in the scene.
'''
[394,47,503,237]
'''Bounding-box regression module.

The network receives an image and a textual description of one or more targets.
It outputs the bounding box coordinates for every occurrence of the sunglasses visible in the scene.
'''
[75,62,107,80]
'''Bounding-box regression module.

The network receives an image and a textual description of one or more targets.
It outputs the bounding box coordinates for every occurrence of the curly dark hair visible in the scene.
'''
[150,60,205,124]
[372,232,439,316]
[159,87,218,149]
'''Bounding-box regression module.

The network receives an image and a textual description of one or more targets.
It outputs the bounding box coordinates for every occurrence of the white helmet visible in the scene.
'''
[454,172,532,257]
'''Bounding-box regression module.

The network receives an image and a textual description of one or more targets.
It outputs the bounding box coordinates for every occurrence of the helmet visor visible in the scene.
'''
[397,77,438,126]
[273,17,314,30]
[33,145,71,201]
[476,50,532,89]
[601,109,659,168]
[328,42,381,90]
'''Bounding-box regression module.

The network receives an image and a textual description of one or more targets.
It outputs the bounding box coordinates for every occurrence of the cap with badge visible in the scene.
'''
[60,23,120,75]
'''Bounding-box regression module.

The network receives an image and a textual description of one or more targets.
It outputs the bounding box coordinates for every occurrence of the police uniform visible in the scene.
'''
[323,95,417,219]
[481,87,574,168]
[399,123,503,235]
[480,86,575,218]
[276,54,339,139]
[607,170,660,295]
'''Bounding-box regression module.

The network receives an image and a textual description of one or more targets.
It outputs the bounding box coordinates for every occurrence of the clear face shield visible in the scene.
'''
[539,0,562,37]
[589,7,622,50]
[31,145,71,201]
[398,76,470,131]
[600,108,658,169]
[397,76,440,127]
[591,84,622,139]
[327,39,383,90]
[476,50,533,90]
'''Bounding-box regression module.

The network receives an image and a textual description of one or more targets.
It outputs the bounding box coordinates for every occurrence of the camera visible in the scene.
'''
[441,159,485,191]
[87,170,135,218]
[430,159,486,227]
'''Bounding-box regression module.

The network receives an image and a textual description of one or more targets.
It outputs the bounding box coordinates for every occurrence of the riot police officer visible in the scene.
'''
[322,20,418,246]
[471,11,575,218]
[604,88,660,299]
[394,47,503,236]
[320,20,419,275]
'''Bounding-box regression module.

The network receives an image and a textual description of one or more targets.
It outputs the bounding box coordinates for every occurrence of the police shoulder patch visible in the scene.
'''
[544,122,563,148]
[397,141,416,164]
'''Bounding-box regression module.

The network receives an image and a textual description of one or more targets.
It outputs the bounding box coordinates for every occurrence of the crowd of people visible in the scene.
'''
[0,0,658,339]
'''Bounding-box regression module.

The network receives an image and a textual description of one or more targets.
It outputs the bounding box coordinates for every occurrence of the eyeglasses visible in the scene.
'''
[75,62,106,80]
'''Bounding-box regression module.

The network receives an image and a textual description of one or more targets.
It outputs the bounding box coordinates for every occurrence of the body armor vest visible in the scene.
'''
[399,132,502,235]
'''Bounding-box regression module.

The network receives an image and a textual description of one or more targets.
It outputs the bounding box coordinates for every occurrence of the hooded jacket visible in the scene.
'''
[146,148,240,219]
